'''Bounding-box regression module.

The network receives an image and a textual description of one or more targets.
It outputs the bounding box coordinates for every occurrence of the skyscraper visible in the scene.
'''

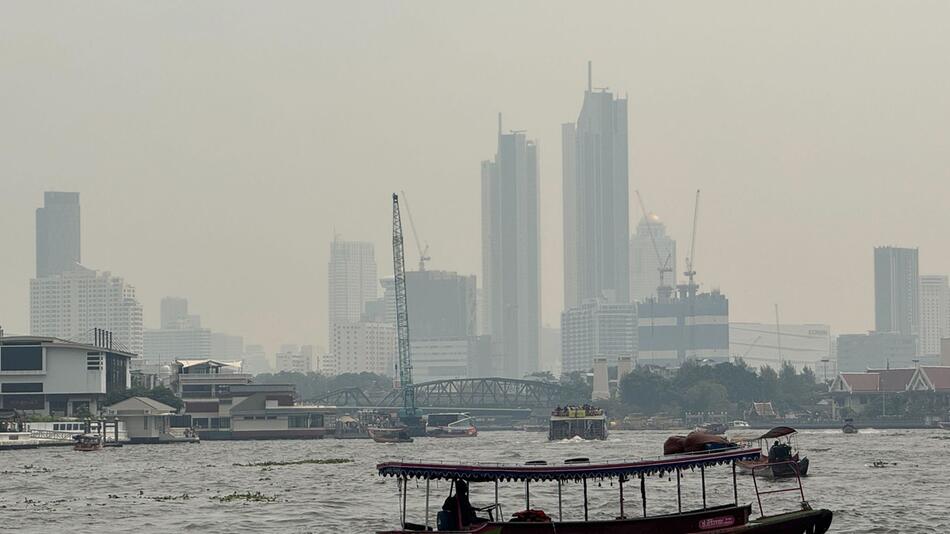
[919,275,950,356]
[35,191,81,278]
[630,214,676,303]
[327,238,378,329]
[481,115,541,378]
[563,62,630,307]
[874,246,919,339]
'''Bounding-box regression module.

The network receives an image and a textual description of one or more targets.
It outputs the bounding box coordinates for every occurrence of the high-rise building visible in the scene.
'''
[30,268,144,355]
[563,62,629,307]
[275,345,314,374]
[211,332,245,360]
[160,297,199,329]
[874,246,919,339]
[328,238,378,330]
[327,321,396,376]
[630,214,676,303]
[481,115,541,378]
[35,191,81,278]
[637,290,729,367]
[243,344,271,375]
[836,332,918,372]
[144,297,210,360]
[919,275,950,356]
[561,298,638,374]
[729,322,832,372]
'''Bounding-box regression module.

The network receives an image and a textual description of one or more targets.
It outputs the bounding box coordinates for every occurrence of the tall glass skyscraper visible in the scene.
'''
[874,246,919,340]
[563,62,630,307]
[35,191,81,278]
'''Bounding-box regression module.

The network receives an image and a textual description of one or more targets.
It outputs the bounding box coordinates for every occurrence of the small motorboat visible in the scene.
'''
[735,426,809,478]
[729,420,751,429]
[368,426,413,443]
[698,422,728,435]
[842,418,858,434]
[427,413,478,438]
[937,421,950,430]
[73,433,103,451]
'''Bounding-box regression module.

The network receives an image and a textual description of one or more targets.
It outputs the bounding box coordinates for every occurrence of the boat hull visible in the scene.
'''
[378,504,832,534]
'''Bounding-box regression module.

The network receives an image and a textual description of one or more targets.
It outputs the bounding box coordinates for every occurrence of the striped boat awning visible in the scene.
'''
[378,448,760,482]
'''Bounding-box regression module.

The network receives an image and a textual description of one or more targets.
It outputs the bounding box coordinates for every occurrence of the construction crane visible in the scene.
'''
[682,189,701,298]
[399,190,430,271]
[635,190,674,300]
[775,304,784,366]
[391,193,419,429]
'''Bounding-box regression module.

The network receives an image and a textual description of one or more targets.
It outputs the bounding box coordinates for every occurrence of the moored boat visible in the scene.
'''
[735,426,810,478]
[842,418,858,434]
[368,426,414,443]
[375,447,832,533]
[937,421,950,430]
[73,433,103,451]
[427,413,478,438]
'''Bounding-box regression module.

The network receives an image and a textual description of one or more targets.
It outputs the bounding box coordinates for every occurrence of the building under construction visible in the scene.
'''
[637,286,729,367]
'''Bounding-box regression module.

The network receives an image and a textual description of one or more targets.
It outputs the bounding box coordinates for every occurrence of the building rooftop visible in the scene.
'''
[0,335,137,359]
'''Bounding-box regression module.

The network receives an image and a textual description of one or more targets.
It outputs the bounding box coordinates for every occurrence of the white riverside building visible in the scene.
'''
[729,322,833,374]
[30,268,144,355]
[561,298,638,374]
[630,214,676,303]
[920,275,950,356]
[0,336,133,417]
[326,321,396,376]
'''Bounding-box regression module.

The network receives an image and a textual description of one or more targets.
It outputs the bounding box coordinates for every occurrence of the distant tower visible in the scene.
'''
[481,115,541,378]
[36,191,81,278]
[874,246,919,340]
[630,214,676,303]
[328,238,378,331]
[919,275,950,355]
[563,62,630,307]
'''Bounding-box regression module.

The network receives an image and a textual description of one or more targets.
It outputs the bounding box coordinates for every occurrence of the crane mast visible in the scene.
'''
[392,193,416,418]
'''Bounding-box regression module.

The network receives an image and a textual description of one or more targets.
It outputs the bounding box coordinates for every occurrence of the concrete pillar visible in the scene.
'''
[617,357,633,381]
[592,357,609,400]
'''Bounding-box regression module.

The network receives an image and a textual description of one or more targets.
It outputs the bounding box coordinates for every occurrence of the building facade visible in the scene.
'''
[561,298,638,374]
[30,268,144,355]
[0,336,132,416]
[35,191,81,278]
[563,63,630,307]
[836,332,919,372]
[874,246,919,339]
[275,345,314,374]
[481,117,541,378]
[328,238,378,330]
[729,322,833,373]
[637,290,729,367]
[920,275,950,356]
[630,214,676,303]
[327,321,395,376]
[144,327,211,361]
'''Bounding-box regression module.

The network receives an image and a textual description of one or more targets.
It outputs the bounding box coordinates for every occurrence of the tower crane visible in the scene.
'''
[391,193,421,432]
[399,190,430,271]
[682,190,701,298]
[635,190,674,300]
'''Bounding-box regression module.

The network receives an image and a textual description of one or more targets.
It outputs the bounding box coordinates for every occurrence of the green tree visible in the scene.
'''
[619,368,673,413]
[682,381,730,413]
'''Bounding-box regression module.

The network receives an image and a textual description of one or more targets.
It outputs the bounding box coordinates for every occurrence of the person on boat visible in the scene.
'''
[442,480,485,527]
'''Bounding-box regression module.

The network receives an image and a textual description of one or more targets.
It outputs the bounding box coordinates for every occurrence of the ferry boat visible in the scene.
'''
[735,426,810,478]
[369,426,414,443]
[375,447,833,533]
[549,405,607,441]
[427,413,478,438]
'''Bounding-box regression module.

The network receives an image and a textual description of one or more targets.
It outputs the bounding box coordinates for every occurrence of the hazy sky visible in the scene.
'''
[2,2,949,353]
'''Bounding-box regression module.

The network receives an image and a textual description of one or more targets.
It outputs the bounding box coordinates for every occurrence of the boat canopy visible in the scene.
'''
[378,447,759,482]
[753,426,797,441]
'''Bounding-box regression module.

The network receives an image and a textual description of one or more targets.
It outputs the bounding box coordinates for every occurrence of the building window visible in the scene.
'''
[1,382,43,393]
[193,418,209,429]
[0,346,43,371]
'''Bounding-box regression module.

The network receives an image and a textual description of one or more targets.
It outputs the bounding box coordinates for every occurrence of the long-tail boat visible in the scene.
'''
[735,426,810,478]
[376,447,832,533]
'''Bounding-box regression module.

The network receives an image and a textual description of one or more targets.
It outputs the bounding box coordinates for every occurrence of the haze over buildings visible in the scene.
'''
[35,192,81,278]
[874,246,920,339]
[630,214,676,303]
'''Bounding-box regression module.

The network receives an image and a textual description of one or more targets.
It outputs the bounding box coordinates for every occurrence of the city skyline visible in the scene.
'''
[3,3,950,350]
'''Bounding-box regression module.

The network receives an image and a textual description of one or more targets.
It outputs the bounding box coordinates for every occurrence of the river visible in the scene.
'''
[1,429,946,533]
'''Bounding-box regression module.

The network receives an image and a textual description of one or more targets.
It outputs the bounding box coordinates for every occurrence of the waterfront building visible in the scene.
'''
[561,298,638,374]
[328,237,378,330]
[874,246,919,339]
[35,191,81,278]
[563,63,630,307]
[920,275,950,356]
[327,321,396,376]
[0,335,133,417]
[30,268,144,355]
[104,396,184,444]
[729,322,832,373]
[637,290,729,367]
[481,116,541,378]
[171,358,249,431]
[835,331,918,372]
[630,214,676,303]
[275,345,314,374]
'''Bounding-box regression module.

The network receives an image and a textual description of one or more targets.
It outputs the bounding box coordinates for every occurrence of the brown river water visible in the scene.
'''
[1,429,947,533]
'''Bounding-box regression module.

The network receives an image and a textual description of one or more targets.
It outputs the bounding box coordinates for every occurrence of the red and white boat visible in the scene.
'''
[426,413,477,438]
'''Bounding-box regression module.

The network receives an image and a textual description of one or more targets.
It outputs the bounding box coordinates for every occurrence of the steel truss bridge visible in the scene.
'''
[308,377,578,411]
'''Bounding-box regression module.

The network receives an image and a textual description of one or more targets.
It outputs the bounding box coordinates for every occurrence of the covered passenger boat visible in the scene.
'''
[376,447,833,533]
[735,426,809,478]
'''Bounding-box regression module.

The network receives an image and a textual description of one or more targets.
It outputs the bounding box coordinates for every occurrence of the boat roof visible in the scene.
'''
[378,447,759,482]
[753,426,797,440]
